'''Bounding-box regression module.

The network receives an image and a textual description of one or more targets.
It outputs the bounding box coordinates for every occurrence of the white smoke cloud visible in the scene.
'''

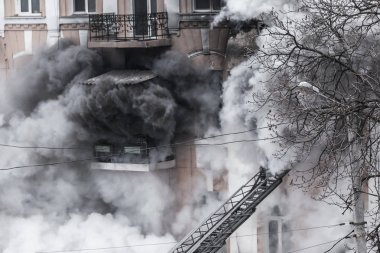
[213,56,352,253]
[0,42,180,253]
[0,0,358,250]
[195,2,356,252]
[215,0,295,22]
[0,41,232,253]
[1,213,174,253]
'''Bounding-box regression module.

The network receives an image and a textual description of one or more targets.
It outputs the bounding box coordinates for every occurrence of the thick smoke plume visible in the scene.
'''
[195,1,356,252]
[0,40,102,116]
[0,41,223,252]
[215,0,295,22]
[0,1,358,251]
[68,50,222,159]
[154,51,222,138]
[70,78,177,146]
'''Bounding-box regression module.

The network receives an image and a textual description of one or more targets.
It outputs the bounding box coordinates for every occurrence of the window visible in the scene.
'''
[212,0,222,10]
[94,144,112,163]
[194,0,224,11]
[269,220,279,253]
[74,0,96,13]
[123,147,142,155]
[94,145,112,153]
[268,218,291,253]
[18,0,40,15]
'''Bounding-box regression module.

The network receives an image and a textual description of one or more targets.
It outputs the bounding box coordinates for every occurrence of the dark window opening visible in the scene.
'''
[74,0,86,12]
[195,0,211,10]
[74,0,96,13]
[150,0,157,13]
[88,0,96,12]
[21,0,40,13]
[135,0,148,35]
[272,205,281,216]
[282,223,291,253]
[269,220,279,253]
[32,0,39,12]
[212,0,222,10]
[194,0,223,11]
[135,0,148,15]
[21,0,29,12]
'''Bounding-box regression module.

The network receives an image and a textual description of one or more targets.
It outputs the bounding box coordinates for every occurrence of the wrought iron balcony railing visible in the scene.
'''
[89,12,170,42]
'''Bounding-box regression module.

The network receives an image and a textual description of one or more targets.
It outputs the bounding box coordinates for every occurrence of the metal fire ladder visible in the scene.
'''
[168,168,290,253]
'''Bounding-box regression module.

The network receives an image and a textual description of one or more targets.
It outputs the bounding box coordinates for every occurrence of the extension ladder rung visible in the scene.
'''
[168,168,290,253]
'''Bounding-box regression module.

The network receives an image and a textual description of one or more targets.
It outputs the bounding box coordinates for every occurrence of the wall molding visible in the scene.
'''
[4,23,47,31]
[180,21,211,29]
[60,23,89,30]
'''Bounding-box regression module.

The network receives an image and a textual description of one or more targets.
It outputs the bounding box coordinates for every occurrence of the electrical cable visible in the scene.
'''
[323,230,354,253]
[196,137,279,146]
[34,222,349,253]
[0,136,281,171]
[287,239,343,253]
[35,241,178,253]
[0,123,286,150]
[233,222,348,237]
[288,232,354,253]
[0,143,89,150]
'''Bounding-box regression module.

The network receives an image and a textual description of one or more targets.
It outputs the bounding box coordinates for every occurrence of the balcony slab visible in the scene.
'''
[88,38,172,48]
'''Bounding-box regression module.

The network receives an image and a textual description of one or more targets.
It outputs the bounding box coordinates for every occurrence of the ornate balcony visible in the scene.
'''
[88,12,172,48]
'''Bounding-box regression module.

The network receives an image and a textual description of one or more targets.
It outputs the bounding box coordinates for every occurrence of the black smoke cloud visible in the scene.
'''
[0,41,179,252]
[0,40,102,116]
[69,50,223,150]
[0,40,223,249]
[72,78,177,146]
[153,51,223,138]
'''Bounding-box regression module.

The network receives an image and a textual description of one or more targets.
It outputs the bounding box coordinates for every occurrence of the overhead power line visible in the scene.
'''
[196,137,279,146]
[0,123,286,150]
[287,239,344,253]
[35,241,177,253]
[288,231,354,253]
[0,143,88,150]
[35,222,348,253]
[323,230,354,253]
[233,222,348,238]
[0,137,281,171]
[0,136,279,171]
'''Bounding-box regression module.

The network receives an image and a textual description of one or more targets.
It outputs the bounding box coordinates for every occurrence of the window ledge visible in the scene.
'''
[5,15,45,19]
[193,10,220,13]
[60,14,90,18]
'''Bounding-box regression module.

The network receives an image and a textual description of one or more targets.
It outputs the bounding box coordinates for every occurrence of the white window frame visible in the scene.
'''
[73,0,96,14]
[16,0,41,16]
[193,0,223,12]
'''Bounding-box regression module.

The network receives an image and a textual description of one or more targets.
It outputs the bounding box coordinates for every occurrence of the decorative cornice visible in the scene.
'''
[179,20,229,29]
[60,23,89,30]
[4,23,47,31]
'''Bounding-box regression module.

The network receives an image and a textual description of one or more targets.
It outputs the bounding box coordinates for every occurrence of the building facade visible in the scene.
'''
[0,0,229,76]
[0,1,287,253]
